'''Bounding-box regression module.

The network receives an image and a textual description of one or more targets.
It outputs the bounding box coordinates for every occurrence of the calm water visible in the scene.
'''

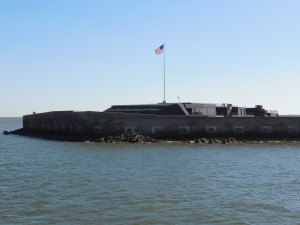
[1,118,300,224]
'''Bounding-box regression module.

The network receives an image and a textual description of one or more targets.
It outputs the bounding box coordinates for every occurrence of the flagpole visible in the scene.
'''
[163,42,166,103]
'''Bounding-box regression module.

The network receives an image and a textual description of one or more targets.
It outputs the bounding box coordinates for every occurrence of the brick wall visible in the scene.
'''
[23,111,300,138]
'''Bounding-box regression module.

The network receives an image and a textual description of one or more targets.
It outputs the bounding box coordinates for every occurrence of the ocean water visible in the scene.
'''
[1,118,300,225]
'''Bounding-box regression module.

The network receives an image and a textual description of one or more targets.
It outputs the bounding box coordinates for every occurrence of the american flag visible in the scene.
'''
[155,44,164,54]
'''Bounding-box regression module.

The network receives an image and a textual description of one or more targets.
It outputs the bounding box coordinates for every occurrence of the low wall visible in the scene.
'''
[23,111,300,138]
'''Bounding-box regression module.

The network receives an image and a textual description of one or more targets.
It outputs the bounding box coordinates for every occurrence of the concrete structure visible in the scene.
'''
[23,110,300,138]
[216,104,246,116]
[246,105,279,117]
[106,103,277,117]
[105,103,217,116]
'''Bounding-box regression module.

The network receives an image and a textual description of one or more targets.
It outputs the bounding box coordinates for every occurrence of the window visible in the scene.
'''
[206,126,217,133]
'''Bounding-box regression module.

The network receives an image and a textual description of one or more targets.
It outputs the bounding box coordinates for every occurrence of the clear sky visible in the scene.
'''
[1,0,300,116]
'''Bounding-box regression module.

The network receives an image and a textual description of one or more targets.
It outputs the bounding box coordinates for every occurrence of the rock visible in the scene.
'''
[3,130,9,135]
[229,138,235,143]
[96,137,105,142]
[200,138,208,143]
[222,139,228,144]
[128,137,138,142]
[212,138,221,144]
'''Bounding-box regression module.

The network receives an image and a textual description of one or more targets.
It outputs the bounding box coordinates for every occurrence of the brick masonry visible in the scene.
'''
[23,111,300,138]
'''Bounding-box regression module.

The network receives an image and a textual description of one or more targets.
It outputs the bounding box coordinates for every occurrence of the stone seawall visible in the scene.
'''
[21,111,300,139]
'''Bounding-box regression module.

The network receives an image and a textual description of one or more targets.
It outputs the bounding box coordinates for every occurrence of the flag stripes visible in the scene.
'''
[155,44,164,54]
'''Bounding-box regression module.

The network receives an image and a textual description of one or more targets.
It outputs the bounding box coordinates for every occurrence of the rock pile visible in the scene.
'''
[195,138,236,144]
[96,132,157,143]
[5,129,284,144]
[3,129,159,143]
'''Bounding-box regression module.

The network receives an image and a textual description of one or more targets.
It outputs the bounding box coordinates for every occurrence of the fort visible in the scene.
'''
[5,102,300,143]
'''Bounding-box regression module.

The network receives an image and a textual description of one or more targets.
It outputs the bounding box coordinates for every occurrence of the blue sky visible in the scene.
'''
[1,0,300,116]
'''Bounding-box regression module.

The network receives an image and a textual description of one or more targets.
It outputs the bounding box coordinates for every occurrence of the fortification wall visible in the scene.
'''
[23,111,300,138]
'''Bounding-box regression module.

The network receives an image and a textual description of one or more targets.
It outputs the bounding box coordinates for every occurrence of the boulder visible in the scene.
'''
[200,138,208,143]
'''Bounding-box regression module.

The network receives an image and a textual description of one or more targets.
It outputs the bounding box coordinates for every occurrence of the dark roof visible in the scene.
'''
[105,103,189,115]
